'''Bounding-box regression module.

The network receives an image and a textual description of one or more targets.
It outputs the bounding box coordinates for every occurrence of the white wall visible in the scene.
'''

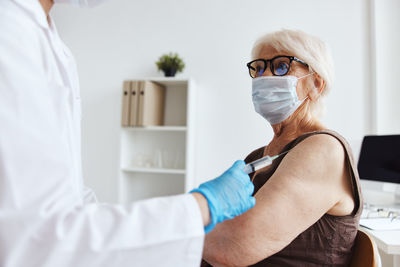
[52,0,370,202]
[373,0,400,135]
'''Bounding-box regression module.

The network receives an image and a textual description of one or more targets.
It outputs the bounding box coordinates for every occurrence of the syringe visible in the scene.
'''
[243,151,289,174]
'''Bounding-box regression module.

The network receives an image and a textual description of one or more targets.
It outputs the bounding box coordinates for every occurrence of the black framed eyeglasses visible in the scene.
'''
[246,55,309,78]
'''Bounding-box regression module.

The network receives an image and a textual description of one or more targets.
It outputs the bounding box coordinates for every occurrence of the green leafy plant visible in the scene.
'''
[156,52,185,77]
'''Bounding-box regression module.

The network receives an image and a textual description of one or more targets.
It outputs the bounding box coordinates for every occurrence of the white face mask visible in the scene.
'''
[252,74,312,125]
[54,0,107,7]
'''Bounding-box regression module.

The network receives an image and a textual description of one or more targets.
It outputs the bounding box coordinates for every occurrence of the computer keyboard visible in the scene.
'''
[362,203,400,218]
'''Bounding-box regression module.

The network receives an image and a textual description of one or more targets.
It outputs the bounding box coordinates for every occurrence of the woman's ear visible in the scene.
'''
[309,74,325,101]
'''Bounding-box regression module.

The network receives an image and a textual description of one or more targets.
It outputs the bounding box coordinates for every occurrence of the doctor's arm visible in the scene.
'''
[202,135,352,266]
[0,19,255,267]
[192,192,211,225]
[0,35,204,265]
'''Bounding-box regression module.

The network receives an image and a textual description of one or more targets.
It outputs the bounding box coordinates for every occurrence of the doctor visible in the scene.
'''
[0,0,256,266]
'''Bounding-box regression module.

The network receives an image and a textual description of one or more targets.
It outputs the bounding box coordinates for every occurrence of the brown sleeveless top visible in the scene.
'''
[202,130,363,267]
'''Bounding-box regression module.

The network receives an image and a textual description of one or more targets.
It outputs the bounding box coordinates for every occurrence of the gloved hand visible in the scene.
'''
[191,160,256,233]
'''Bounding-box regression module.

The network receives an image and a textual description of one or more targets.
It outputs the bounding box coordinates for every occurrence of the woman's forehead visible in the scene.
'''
[256,44,290,59]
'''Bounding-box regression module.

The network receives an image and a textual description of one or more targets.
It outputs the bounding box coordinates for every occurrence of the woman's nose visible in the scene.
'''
[262,67,274,76]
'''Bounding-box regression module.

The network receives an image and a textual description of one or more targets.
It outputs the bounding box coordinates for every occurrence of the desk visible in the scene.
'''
[361,227,400,267]
[359,186,400,265]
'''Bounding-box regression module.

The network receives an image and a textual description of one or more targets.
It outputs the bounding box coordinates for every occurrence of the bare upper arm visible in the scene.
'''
[203,134,353,267]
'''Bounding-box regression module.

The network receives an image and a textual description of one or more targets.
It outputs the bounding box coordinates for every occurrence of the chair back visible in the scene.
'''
[349,230,381,267]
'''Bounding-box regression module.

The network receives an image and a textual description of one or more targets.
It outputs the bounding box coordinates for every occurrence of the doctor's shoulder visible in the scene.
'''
[0,0,47,50]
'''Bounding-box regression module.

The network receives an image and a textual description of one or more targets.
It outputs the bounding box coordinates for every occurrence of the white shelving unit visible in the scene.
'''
[118,78,196,204]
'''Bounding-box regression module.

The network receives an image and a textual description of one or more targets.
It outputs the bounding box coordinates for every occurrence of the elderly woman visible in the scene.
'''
[202,29,363,267]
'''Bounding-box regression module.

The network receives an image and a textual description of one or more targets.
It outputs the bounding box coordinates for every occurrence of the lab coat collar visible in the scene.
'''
[12,0,50,29]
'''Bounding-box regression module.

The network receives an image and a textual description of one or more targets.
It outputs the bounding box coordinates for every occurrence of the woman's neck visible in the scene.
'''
[266,105,325,155]
[39,0,54,17]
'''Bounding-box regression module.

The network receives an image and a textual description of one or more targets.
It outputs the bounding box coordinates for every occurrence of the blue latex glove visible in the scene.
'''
[191,160,256,233]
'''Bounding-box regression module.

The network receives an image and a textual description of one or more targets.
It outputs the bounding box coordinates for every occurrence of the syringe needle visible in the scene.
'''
[243,149,290,174]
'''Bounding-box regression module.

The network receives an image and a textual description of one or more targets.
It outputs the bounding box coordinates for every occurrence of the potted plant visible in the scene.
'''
[156,52,185,77]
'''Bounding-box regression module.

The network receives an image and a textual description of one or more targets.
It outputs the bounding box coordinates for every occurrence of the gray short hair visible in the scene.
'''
[251,29,334,96]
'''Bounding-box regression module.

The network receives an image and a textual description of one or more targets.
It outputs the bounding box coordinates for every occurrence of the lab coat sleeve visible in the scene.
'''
[1,195,205,267]
[0,5,204,267]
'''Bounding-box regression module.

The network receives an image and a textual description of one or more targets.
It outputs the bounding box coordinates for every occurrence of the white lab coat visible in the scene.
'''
[0,1,204,266]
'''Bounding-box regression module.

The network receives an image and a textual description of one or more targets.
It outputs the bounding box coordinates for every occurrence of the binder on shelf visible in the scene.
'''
[121,81,131,127]
[136,81,166,126]
[129,81,140,126]
[122,80,166,127]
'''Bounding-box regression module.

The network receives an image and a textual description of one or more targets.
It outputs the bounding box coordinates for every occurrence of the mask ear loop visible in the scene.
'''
[298,71,315,80]
[300,96,309,102]
[297,71,316,102]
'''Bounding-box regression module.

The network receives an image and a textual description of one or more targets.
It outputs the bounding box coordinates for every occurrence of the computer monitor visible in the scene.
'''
[358,135,400,184]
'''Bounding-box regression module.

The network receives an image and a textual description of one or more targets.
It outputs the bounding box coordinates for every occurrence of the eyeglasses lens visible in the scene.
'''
[249,60,266,78]
[272,57,291,76]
